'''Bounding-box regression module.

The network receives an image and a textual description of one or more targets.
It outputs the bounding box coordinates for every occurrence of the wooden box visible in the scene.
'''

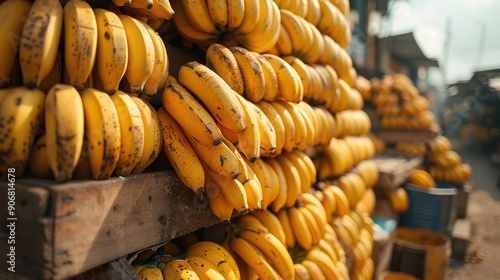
[373,152,423,190]
[0,171,222,280]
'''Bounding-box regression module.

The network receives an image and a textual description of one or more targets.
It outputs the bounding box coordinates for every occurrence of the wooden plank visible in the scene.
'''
[69,258,140,280]
[0,185,53,279]
[373,153,423,190]
[1,171,222,280]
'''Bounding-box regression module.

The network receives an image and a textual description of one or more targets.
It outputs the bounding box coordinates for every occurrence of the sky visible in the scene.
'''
[386,0,500,85]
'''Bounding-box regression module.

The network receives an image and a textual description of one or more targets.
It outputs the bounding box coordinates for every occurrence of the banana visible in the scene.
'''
[239,227,295,280]
[110,91,145,176]
[229,46,266,103]
[28,135,52,179]
[276,154,301,207]
[263,158,280,204]
[45,84,84,182]
[316,238,339,264]
[276,208,295,249]
[234,93,261,162]
[249,102,277,157]
[241,158,264,210]
[269,101,296,152]
[119,14,155,94]
[178,61,247,132]
[230,237,281,280]
[206,0,228,30]
[93,8,128,94]
[305,249,341,280]
[223,137,249,183]
[279,9,305,53]
[137,266,163,280]
[250,210,287,247]
[294,263,310,280]
[163,259,200,280]
[239,0,281,54]
[256,101,286,155]
[249,158,273,209]
[129,0,154,9]
[204,172,235,222]
[19,0,63,89]
[204,165,249,213]
[80,88,121,180]
[278,100,308,150]
[111,0,131,7]
[301,259,325,280]
[141,22,169,96]
[305,0,321,25]
[163,82,223,146]
[266,158,288,213]
[322,186,337,222]
[157,106,205,193]
[236,0,260,34]
[185,131,241,180]
[237,213,268,229]
[181,0,217,33]
[187,241,240,280]
[226,0,245,31]
[39,52,62,93]
[292,149,317,186]
[205,43,245,95]
[0,0,32,87]
[299,206,322,247]
[63,0,97,90]
[171,0,218,44]
[288,207,313,250]
[331,185,350,216]
[263,54,303,103]
[186,256,225,280]
[275,23,293,56]
[73,141,92,180]
[0,87,45,177]
[129,95,162,174]
[252,52,279,102]
[283,56,312,102]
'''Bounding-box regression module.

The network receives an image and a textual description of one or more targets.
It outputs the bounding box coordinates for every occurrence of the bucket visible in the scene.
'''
[378,271,421,280]
[390,227,451,280]
[401,183,457,235]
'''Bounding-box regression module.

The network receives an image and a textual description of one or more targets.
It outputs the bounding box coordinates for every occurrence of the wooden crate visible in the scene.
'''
[373,152,424,190]
[0,171,222,280]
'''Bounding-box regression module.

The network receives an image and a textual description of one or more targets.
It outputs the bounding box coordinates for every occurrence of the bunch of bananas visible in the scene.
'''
[407,169,436,188]
[314,135,376,180]
[133,240,241,280]
[171,0,281,53]
[0,0,170,97]
[394,140,427,155]
[117,0,175,20]
[335,110,372,138]
[386,187,410,213]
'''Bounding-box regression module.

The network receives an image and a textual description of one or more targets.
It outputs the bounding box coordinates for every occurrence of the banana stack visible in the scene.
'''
[426,136,472,183]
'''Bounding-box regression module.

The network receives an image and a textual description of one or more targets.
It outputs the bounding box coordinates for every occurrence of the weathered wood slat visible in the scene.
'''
[1,171,221,280]
[373,153,424,190]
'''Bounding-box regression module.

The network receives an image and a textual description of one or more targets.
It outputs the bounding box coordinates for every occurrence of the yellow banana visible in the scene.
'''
[163,259,200,280]
[292,149,317,186]
[28,135,52,179]
[223,137,249,183]
[266,158,288,213]
[294,263,311,280]
[187,241,240,280]
[276,100,307,150]
[63,0,97,90]
[331,184,350,216]
[162,82,222,146]
[234,93,261,162]
[322,186,338,222]
[0,87,45,177]
[288,206,314,250]
[73,141,92,180]
[256,101,286,155]
[236,0,260,34]
[185,131,241,180]
[129,95,162,174]
[111,0,131,7]
[316,238,339,264]
[239,0,281,54]
[110,91,145,176]
[279,9,306,55]
[275,23,293,56]
[19,0,63,88]
[171,0,218,44]
[250,210,287,247]
[299,206,322,247]
[178,61,246,132]
[252,52,279,102]
[204,171,235,222]
[283,56,312,102]
[45,84,84,182]
[204,166,249,214]
[249,102,277,157]
[137,266,163,280]
[186,256,225,280]
[230,237,281,280]
[305,0,321,25]
[157,106,204,193]
[276,208,295,249]
[206,0,228,30]
[239,227,295,280]
[181,0,217,33]
[241,158,264,210]
[119,14,155,94]
[80,88,121,180]
[93,8,128,94]
[305,248,341,280]
[0,0,32,87]
[141,22,169,96]
[275,154,301,207]
[226,0,245,31]
[269,101,296,152]
[301,259,325,280]
[263,54,303,103]
[263,158,280,204]
[205,43,245,95]
[249,158,274,209]
[229,46,266,103]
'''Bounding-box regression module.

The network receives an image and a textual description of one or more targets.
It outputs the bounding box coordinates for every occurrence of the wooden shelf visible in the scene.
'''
[0,171,222,280]
[373,152,424,191]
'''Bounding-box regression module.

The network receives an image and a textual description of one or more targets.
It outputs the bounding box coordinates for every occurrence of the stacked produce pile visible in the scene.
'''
[1,0,381,279]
